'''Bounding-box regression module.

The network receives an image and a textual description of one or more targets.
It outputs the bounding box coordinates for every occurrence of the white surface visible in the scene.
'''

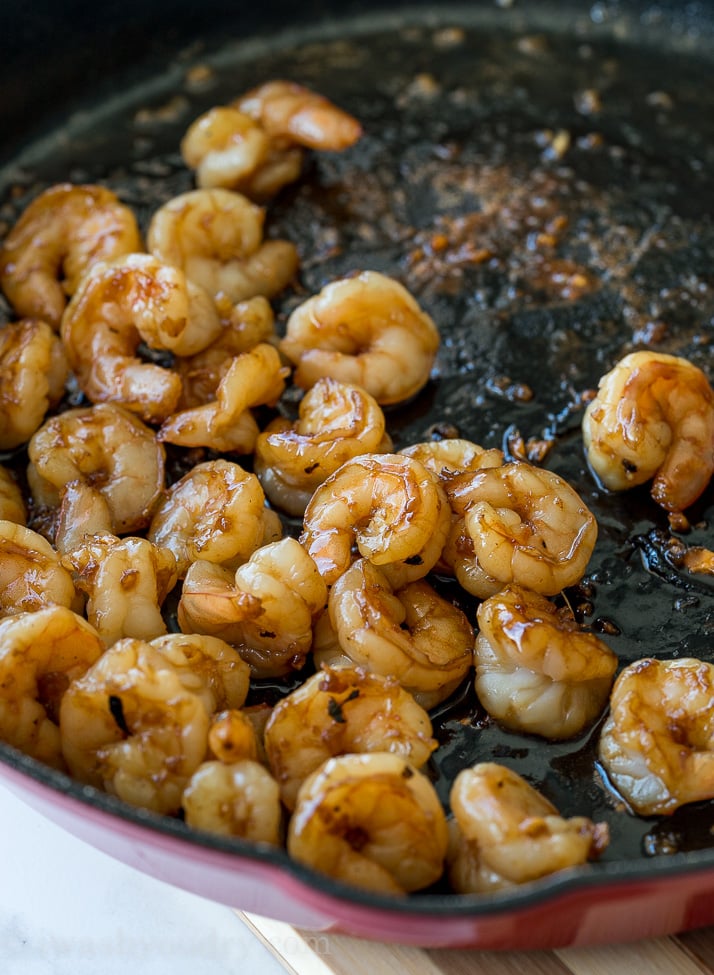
[0,783,289,975]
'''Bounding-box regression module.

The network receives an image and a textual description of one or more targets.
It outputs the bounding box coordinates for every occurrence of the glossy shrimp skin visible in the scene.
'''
[182,759,282,844]
[0,606,104,769]
[474,585,618,740]
[300,452,451,588]
[598,657,714,815]
[0,467,26,525]
[444,461,598,598]
[279,271,440,406]
[0,520,77,618]
[448,763,609,894]
[263,664,437,810]
[0,183,142,328]
[287,752,448,895]
[583,351,714,513]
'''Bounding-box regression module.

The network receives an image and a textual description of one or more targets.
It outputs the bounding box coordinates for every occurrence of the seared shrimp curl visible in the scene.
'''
[264,665,437,810]
[0,183,142,328]
[448,763,609,894]
[301,452,451,588]
[288,752,448,895]
[598,657,714,815]
[474,585,618,740]
[182,760,282,844]
[280,271,440,406]
[583,351,714,513]
[444,461,598,598]
[0,521,77,618]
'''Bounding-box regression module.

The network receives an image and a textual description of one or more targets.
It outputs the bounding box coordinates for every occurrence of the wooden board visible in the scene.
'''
[238,914,714,975]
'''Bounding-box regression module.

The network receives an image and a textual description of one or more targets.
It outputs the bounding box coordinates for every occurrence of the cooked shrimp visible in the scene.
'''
[300,452,451,588]
[327,560,474,709]
[0,466,26,525]
[158,342,289,452]
[147,459,279,578]
[178,536,327,678]
[0,521,77,618]
[62,534,178,646]
[147,188,298,302]
[474,585,618,740]
[583,351,714,513]
[287,752,448,895]
[60,253,224,423]
[60,633,250,813]
[0,183,142,328]
[264,664,437,810]
[444,461,598,598]
[399,439,505,481]
[182,759,282,843]
[598,657,714,815]
[0,606,104,769]
[279,271,440,406]
[208,708,260,764]
[448,763,609,894]
[27,403,165,538]
[254,378,393,516]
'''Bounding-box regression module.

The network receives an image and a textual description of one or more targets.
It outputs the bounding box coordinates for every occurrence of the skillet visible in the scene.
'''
[0,0,713,949]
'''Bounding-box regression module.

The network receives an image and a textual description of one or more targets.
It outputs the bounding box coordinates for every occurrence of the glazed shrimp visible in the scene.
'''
[326,560,474,710]
[60,633,250,813]
[147,188,298,302]
[0,183,142,328]
[598,657,714,815]
[158,342,289,452]
[399,439,505,482]
[583,351,714,513]
[264,665,437,810]
[0,606,104,769]
[300,452,451,588]
[27,404,165,538]
[147,459,280,578]
[447,763,609,894]
[0,521,77,618]
[0,467,26,525]
[178,536,328,678]
[279,271,440,406]
[287,752,448,895]
[0,319,69,450]
[208,708,260,764]
[62,534,178,646]
[60,253,225,423]
[474,585,618,740]
[444,461,598,598]
[182,760,282,843]
[254,378,393,517]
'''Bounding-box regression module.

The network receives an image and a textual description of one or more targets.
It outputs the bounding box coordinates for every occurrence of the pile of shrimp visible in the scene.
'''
[1,75,713,900]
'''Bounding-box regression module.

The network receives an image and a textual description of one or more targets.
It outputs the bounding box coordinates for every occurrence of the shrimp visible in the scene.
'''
[158,342,289,452]
[147,188,298,303]
[0,606,105,769]
[287,752,448,895]
[0,466,26,525]
[254,378,393,517]
[0,183,142,328]
[447,763,609,894]
[147,459,280,578]
[178,536,327,678]
[279,271,440,406]
[62,534,178,646]
[474,585,618,740]
[182,760,282,843]
[27,403,165,538]
[208,708,260,764]
[60,632,250,813]
[444,461,598,598]
[300,452,451,588]
[327,560,474,710]
[582,351,714,513]
[0,318,69,450]
[399,439,505,482]
[60,253,224,423]
[0,520,77,618]
[598,657,714,815]
[264,664,437,810]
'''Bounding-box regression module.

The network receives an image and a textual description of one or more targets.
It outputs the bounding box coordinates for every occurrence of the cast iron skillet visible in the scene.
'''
[0,0,713,949]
